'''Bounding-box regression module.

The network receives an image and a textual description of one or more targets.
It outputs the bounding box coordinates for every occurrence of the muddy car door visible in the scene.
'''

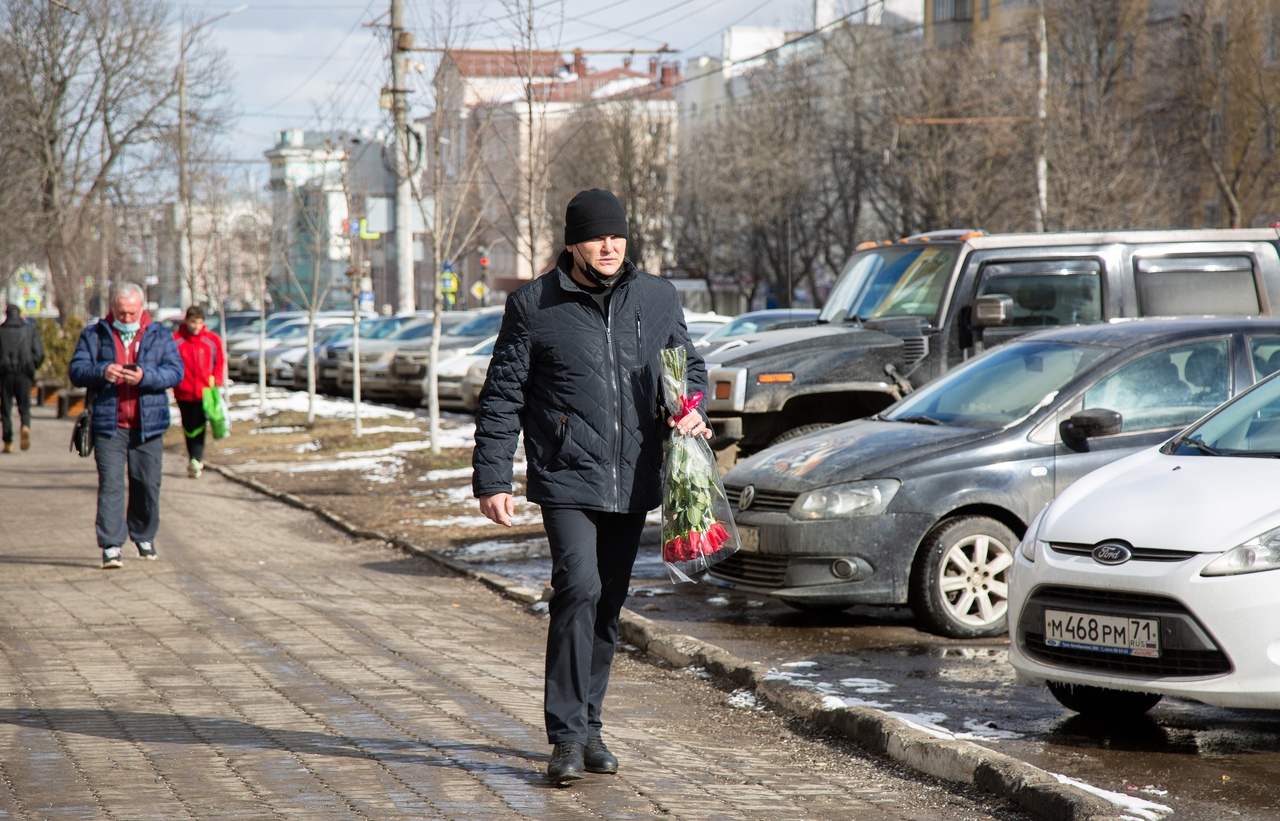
[1049,337,1236,495]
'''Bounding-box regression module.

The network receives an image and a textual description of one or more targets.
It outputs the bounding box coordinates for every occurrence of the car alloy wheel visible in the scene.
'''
[910,515,1015,639]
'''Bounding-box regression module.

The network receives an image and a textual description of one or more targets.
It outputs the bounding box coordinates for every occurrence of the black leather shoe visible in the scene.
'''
[547,741,586,784]
[584,736,618,774]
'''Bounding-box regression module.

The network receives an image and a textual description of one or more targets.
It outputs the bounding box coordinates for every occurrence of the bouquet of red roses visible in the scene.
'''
[660,346,740,583]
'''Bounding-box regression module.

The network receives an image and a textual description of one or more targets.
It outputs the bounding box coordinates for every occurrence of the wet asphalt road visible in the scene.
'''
[450,537,1280,821]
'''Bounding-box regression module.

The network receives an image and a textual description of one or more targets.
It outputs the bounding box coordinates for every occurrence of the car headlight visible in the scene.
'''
[790,479,899,520]
[1018,505,1050,563]
[1201,525,1280,576]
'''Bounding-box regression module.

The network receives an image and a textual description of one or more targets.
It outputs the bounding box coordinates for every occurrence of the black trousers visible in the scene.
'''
[0,373,32,444]
[177,399,207,462]
[541,506,647,744]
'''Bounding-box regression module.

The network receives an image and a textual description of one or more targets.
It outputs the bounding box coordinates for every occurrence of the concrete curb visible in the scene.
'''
[209,462,1132,821]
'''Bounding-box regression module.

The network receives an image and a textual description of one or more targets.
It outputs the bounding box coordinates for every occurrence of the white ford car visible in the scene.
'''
[1009,367,1280,716]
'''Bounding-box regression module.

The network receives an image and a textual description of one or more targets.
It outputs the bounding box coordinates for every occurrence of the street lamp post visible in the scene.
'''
[176,4,247,309]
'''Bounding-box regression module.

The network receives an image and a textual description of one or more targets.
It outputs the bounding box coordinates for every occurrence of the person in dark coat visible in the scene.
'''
[472,189,710,785]
[0,304,45,453]
[69,282,184,569]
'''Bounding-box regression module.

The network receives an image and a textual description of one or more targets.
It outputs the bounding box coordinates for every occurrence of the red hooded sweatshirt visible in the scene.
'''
[106,310,152,429]
[173,325,225,403]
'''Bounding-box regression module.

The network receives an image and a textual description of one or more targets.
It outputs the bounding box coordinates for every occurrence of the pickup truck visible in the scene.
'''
[705,228,1280,458]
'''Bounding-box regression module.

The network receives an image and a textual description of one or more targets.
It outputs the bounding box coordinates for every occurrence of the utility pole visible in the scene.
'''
[391,0,416,313]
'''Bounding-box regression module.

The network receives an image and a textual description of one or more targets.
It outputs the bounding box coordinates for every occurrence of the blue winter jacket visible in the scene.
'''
[69,315,184,440]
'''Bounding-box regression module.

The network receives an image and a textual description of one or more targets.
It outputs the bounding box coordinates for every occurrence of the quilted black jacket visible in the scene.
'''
[472,251,708,513]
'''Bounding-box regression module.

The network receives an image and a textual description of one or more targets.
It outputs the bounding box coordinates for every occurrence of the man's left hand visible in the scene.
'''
[119,367,144,386]
[669,412,711,439]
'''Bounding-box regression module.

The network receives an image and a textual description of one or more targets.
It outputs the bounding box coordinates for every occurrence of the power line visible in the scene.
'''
[247,0,379,115]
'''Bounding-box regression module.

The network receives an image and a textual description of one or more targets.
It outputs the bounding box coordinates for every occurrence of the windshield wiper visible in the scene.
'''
[895,415,942,426]
[1175,434,1222,456]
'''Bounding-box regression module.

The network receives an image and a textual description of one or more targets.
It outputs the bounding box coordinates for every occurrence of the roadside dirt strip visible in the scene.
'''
[210,463,1130,821]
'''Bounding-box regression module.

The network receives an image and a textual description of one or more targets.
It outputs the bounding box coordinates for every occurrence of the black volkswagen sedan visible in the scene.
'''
[711,317,1280,638]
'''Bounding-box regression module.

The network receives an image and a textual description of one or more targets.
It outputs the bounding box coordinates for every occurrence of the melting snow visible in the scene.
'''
[1051,773,1172,820]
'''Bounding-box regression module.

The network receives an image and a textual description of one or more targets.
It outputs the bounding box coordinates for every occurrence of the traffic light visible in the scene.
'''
[478,245,489,269]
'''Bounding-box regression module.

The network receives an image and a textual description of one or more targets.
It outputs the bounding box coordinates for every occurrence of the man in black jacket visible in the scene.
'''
[0,304,46,453]
[473,189,709,785]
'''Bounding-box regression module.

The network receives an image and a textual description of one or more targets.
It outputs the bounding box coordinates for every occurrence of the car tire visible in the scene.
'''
[769,423,834,447]
[909,515,1015,639]
[1046,681,1163,718]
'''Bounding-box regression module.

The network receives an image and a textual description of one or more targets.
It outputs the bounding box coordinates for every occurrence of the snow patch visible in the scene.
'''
[727,690,764,711]
[837,677,893,693]
[1050,773,1172,820]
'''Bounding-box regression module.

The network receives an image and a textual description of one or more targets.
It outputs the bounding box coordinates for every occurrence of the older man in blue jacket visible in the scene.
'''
[70,282,184,569]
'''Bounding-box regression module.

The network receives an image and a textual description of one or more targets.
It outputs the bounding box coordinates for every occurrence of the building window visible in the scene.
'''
[1267,14,1280,65]
[981,0,989,20]
[933,0,973,23]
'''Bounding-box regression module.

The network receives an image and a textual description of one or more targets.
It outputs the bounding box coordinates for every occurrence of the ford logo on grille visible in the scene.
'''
[1091,542,1132,565]
[738,485,755,511]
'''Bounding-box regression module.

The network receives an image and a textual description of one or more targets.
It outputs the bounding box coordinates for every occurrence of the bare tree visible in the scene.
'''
[0,0,227,317]
[1158,0,1280,228]
[549,95,678,272]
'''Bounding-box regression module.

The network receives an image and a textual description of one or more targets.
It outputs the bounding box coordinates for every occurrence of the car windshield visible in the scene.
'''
[394,321,440,340]
[820,245,958,323]
[885,340,1110,429]
[1169,373,1280,456]
[267,322,309,339]
[446,312,503,337]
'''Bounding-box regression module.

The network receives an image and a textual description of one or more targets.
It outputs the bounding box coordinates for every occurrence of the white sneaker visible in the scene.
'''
[188,458,203,479]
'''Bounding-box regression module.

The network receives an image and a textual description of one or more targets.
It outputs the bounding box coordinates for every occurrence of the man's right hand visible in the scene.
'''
[478,492,515,527]
[104,363,125,383]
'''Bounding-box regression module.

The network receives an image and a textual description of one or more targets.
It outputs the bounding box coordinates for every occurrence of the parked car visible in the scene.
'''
[204,310,261,337]
[460,356,490,414]
[225,309,371,347]
[388,308,504,401]
[704,228,1280,459]
[695,309,820,351]
[336,313,479,398]
[227,316,352,381]
[244,323,351,387]
[710,317,1280,638]
[301,315,423,393]
[1008,345,1280,715]
[431,336,496,412]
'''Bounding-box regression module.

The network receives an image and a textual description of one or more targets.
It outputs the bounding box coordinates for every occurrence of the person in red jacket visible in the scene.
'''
[173,306,225,478]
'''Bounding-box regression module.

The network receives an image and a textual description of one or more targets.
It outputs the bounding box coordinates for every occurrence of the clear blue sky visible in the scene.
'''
[183,0,820,165]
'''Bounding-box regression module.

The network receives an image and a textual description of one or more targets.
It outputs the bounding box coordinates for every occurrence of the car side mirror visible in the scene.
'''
[1060,408,1123,443]
[972,294,1014,329]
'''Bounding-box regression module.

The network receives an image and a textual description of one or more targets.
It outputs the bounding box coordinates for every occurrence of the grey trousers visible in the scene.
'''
[93,426,164,549]
[541,506,647,744]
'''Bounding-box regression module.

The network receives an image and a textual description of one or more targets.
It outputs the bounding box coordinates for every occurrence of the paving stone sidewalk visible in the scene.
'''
[0,407,1025,821]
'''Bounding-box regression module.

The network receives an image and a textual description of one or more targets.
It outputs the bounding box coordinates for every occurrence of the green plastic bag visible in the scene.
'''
[202,377,230,440]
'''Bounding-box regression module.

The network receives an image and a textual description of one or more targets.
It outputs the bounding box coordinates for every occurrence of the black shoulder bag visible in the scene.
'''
[70,330,100,458]
[70,391,95,457]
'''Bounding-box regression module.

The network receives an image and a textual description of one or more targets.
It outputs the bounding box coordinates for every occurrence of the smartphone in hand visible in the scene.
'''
[123,363,140,371]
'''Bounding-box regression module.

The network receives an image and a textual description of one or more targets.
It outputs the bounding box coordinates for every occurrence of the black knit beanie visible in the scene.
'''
[564,188,629,246]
